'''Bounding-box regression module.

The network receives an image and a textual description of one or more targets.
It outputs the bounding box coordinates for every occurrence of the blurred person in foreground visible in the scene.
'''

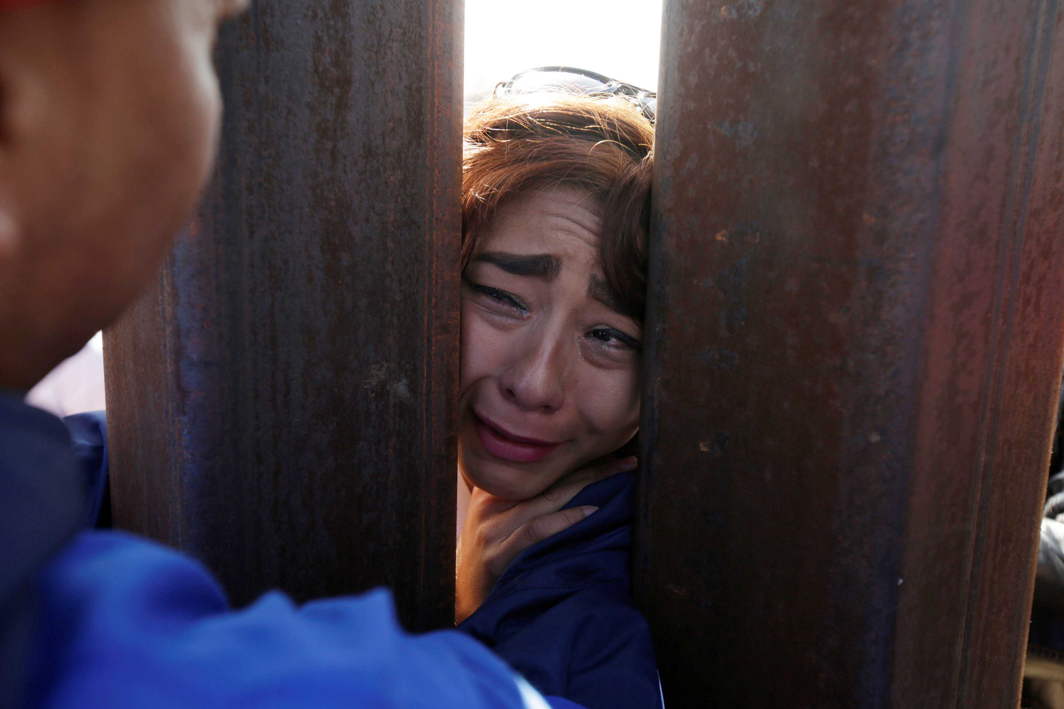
[0,2,589,706]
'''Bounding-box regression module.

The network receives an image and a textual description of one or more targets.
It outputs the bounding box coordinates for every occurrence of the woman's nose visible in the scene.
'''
[499,331,568,413]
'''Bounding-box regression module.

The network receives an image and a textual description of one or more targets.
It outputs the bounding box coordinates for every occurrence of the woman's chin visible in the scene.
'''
[469,472,534,501]
[461,456,546,501]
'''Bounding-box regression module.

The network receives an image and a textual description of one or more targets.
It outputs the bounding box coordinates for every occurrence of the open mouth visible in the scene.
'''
[473,412,561,464]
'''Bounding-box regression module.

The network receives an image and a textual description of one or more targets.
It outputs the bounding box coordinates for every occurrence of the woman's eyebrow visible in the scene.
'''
[472,252,560,280]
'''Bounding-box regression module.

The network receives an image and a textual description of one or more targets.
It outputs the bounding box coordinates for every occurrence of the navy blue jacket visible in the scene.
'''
[460,471,661,709]
[0,395,85,708]
[2,395,572,708]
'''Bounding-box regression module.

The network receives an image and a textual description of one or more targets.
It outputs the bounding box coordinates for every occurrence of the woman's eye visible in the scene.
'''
[587,327,642,352]
[466,281,528,313]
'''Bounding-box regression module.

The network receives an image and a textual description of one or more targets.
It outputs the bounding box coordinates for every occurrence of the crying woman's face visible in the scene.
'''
[457,187,641,501]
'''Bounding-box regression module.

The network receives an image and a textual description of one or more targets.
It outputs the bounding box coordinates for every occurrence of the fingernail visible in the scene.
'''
[582,506,599,518]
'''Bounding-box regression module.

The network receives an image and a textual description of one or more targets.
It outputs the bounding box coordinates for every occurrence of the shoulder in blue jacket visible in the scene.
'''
[1,396,567,708]
[0,394,86,708]
[29,531,539,708]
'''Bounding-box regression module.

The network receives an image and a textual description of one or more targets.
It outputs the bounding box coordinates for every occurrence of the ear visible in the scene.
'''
[0,8,57,260]
[0,11,26,154]
[0,63,18,261]
[0,188,14,258]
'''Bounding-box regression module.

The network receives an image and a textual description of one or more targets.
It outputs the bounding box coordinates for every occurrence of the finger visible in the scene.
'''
[549,454,637,500]
[467,486,521,516]
[517,455,637,520]
[571,454,638,486]
[596,454,639,478]
[497,505,599,570]
[465,455,637,542]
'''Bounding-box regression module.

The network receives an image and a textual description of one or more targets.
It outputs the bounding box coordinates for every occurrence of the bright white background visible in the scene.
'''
[464,0,664,103]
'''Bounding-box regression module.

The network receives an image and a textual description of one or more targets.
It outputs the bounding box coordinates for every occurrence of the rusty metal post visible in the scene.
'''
[103,1,462,631]
[637,0,1064,705]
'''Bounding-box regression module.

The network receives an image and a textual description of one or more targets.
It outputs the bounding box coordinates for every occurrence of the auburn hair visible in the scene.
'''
[461,95,654,321]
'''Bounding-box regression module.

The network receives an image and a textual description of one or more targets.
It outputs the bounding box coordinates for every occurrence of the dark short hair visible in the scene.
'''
[461,95,654,322]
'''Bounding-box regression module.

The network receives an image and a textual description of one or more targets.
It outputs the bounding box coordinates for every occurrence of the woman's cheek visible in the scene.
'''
[582,368,641,445]
[460,307,506,390]
[459,302,481,389]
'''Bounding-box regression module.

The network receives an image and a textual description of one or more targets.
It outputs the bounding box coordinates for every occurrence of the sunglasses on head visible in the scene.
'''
[493,66,657,124]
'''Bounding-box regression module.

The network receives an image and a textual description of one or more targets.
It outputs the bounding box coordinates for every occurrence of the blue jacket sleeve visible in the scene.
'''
[28,531,553,709]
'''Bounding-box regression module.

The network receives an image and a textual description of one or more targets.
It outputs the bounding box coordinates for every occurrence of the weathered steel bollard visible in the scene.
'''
[104,1,463,632]
[637,0,1064,705]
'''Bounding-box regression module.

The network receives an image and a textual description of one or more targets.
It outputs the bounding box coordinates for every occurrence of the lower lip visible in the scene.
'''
[475,417,560,464]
